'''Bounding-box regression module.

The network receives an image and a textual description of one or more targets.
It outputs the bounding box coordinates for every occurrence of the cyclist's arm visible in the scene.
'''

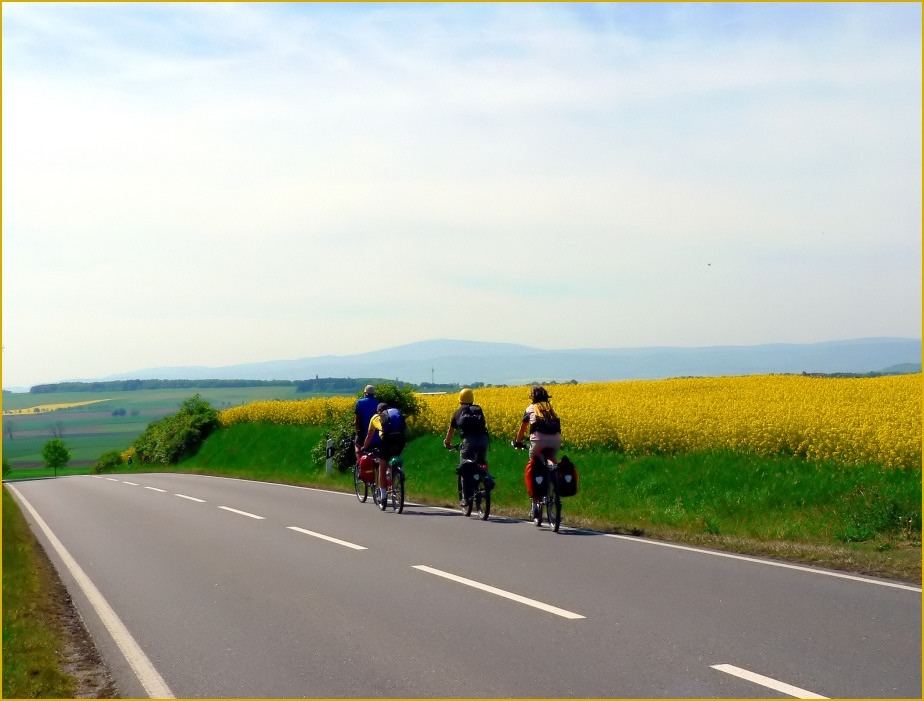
[444,425,455,448]
[515,420,529,444]
[362,415,381,450]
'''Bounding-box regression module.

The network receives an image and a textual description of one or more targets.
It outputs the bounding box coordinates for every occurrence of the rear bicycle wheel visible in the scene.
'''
[354,465,369,503]
[546,479,561,532]
[391,469,405,514]
[459,475,473,516]
[476,485,491,521]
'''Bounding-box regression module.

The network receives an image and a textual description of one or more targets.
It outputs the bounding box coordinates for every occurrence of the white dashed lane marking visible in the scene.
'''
[712,664,827,699]
[287,526,367,550]
[413,565,585,619]
[218,506,265,520]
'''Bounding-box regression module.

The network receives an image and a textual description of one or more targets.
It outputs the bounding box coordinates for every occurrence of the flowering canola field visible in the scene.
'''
[219,375,921,468]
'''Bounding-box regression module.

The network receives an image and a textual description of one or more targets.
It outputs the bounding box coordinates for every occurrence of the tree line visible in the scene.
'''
[27,377,477,395]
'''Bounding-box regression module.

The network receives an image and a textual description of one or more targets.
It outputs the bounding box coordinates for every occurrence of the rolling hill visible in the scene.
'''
[97,337,922,386]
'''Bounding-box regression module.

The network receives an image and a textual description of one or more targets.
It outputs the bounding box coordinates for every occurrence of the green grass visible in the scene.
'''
[175,425,922,581]
[1,386,319,470]
[2,487,77,699]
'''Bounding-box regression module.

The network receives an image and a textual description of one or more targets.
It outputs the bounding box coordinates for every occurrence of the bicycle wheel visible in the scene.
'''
[546,478,561,532]
[459,475,473,516]
[476,485,491,521]
[391,469,405,514]
[354,465,369,503]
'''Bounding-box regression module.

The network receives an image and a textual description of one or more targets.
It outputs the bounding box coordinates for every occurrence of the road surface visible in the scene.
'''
[7,473,921,698]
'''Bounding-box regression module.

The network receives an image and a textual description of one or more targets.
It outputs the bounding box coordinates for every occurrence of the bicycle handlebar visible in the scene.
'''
[511,441,527,450]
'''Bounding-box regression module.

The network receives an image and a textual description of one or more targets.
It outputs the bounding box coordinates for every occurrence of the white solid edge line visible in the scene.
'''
[174,493,206,503]
[712,663,828,699]
[287,526,367,550]
[414,565,585,619]
[7,485,174,699]
[604,534,922,593]
[218,505,265,519]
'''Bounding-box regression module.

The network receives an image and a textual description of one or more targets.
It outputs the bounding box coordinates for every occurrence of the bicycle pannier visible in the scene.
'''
[457,459,479,498]
[524,458,550,499]
[358,453,376,483]
[557,455,578,497]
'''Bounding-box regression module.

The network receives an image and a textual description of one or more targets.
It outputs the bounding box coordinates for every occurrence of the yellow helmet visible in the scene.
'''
[459,387,474,404]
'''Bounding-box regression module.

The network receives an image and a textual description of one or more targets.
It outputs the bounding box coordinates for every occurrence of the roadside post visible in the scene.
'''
[326,436,334,476]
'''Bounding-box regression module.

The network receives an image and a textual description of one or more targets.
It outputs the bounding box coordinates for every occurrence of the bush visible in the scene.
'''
[132,394,219,465]
[93,451,124,474]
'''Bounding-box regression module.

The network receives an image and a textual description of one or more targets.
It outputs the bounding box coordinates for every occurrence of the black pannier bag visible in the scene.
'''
[526,458,550,499]
[456,459,481,498]
[557,455,578,497]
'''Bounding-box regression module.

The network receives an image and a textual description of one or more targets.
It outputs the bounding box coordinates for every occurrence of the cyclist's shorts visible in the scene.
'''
[529,433,561,461]
[376,438,405,460]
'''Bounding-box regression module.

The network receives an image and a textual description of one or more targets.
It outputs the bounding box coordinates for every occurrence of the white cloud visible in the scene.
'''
[2,2,921,387]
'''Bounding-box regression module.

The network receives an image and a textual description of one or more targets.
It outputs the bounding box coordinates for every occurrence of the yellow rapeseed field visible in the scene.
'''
[2,399,112,415]
[218,375,921,468]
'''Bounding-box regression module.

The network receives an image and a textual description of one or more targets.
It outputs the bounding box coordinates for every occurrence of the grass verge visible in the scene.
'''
[2,486,77,698]
[175,423,921,583]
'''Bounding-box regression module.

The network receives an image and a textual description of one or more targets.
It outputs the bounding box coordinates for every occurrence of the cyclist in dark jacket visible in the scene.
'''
[443,387,489,464]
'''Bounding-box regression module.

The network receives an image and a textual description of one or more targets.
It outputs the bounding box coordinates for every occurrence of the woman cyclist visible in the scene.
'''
[514,385,562,522]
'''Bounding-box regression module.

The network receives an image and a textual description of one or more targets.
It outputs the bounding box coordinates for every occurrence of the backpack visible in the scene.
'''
[379,407,406,443]
[532,402,561,435]
[457,404,487,436]
[556,455,578,497]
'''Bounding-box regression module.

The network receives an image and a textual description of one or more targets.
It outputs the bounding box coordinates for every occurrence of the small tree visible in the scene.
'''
[42,438,70,477]
[2,458,11,478]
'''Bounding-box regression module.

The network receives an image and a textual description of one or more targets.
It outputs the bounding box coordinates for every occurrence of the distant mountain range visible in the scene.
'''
[98,337,922,386]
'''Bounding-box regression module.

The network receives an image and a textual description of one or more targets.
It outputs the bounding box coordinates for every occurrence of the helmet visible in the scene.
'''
[459,387,474,404]
[363,384,376,397]
[530,385,550,402]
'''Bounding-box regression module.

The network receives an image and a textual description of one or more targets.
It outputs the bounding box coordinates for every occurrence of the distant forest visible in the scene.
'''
[24,378,475,395]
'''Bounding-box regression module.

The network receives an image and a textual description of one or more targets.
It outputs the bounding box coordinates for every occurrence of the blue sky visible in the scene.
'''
[2,2,921,388]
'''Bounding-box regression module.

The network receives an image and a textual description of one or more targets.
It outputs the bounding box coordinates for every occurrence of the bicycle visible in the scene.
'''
[512,441,561,532]
[447,444,493,520]
[355,450,405,514]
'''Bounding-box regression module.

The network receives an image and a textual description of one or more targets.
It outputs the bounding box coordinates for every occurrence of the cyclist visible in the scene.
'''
[443,387,489,463]
[354,385,379,463]
[514,385,562,521]
[444,387,494,499]
[362,402,407,506]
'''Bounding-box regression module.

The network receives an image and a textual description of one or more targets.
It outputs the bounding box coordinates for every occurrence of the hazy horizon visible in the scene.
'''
[3,3,921,388]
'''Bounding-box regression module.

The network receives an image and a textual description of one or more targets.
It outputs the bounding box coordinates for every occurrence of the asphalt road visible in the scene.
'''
[7,473,921,699]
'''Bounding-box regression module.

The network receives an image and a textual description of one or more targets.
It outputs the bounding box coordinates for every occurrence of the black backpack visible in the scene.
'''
[532,402,561,434]
[457,404,487,436]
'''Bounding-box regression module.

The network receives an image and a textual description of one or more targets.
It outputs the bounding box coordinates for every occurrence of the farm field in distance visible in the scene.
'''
[1,386,310,469]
